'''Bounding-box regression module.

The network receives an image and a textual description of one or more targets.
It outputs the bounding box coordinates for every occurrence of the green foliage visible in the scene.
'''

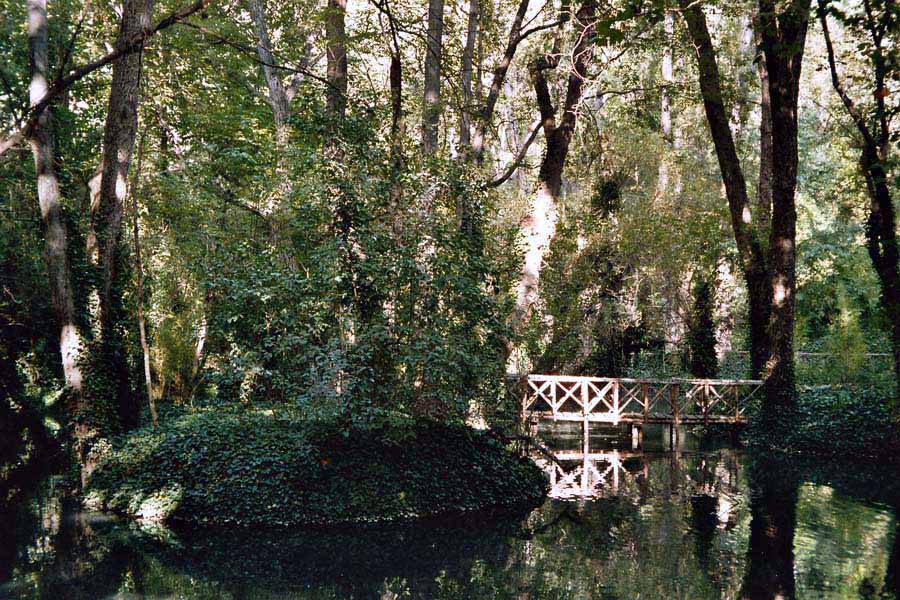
[87,412,548,526]
[744,383,897,457]
[688,279,718,378]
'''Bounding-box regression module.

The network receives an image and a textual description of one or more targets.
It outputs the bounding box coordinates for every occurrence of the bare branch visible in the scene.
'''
[486,119,541,188]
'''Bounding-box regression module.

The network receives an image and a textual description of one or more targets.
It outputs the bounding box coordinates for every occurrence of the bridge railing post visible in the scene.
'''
[613,380,620,423]
[670,383,680,449]
[581,380,588,418]
[703,383,709,425]
[734,385,740,420]
[641,383,649,418]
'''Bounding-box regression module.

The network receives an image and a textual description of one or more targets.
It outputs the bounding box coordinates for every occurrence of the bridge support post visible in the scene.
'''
[631,424,641,450]
[670,383,680,451]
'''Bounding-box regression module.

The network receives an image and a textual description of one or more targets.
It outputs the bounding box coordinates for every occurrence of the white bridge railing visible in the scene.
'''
[521,374,763,426]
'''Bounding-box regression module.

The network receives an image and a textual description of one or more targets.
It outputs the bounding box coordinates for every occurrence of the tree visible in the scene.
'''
[421,0,444,152]
[818,0,900,427]
[680,0,812,428]
[510,0,599,340]
[24,0,86,398]
[93,0,156,431]
[689,278,718,378]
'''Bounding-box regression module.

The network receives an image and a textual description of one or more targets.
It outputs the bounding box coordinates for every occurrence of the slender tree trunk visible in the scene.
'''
[510,0,597,339]
[249,0,290,217]
[389,51,405,231]
[422,0,444,152]
[325,0,347,118]
[819,1,900,426]
[656,10,673,195]
[458,0,478,150]
[26,0,93,486]
[94,0,155,431]
[248,0,313,255]
[129,132,156,427]
[863,152,900,420]
[470,0,530,159]
[756,36,773,232]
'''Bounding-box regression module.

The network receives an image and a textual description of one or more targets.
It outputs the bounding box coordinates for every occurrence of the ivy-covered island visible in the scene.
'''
[84,413,548,527]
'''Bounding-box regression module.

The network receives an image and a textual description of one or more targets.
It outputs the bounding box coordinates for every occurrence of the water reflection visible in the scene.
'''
[739,455,799,599]
[1,443,897,599]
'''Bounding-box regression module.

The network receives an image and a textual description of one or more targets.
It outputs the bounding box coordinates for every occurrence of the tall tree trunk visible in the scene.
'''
[325,0,347,118]
[421,0,444,152]
[510,0,597,339]
[458,0,478,150]
[129,131,156,427]
[248,0,311,252]
[656,10,673,195]
[249,0,290,220]
[470,0,530,160]
[679,0,771,380]
[862,151,900,424]
[26,0,92,485]
[756,34,773,232]
[758,0,810,417]
[94,0,155,431]
[389,51,405,232]
[682,0,809,424]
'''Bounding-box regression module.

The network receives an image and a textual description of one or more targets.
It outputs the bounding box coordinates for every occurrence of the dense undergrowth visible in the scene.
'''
[86,412,548,527]
[731,383,898,458]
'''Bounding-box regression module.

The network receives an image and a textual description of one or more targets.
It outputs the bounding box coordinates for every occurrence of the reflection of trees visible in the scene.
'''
[5,449,897,600]
[740,455,799,600]
[509,452,751,599]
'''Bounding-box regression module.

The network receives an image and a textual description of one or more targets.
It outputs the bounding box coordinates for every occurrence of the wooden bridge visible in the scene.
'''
[520,374,763,448]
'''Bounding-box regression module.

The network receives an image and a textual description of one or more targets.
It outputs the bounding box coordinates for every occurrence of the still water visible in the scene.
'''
[1,431,898,599]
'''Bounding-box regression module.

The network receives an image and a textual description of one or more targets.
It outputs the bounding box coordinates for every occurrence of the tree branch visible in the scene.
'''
[486,119,541,188]
[817,0,876,147]
[0,0,213,158]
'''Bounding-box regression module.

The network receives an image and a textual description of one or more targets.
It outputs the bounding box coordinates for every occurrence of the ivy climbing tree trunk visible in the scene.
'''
[681,0,810,428]
[509,0,597,344]
[326,0,347,117]
[758,0,811,418]
[94,0,155,431]
[26,0,91,486]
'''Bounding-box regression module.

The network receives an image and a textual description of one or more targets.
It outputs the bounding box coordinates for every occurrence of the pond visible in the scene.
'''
[1,430,898,599]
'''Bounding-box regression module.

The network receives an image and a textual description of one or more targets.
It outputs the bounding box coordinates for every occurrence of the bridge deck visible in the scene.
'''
[521,374,763,427]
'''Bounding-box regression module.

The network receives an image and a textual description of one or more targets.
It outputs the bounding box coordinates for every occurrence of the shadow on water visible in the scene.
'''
[1,430,898,599]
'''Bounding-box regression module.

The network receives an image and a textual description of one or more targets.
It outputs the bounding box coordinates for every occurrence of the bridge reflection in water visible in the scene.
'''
[533,444,742,513]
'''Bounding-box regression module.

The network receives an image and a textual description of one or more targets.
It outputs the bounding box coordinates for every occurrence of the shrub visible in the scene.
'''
[87,412,548,527]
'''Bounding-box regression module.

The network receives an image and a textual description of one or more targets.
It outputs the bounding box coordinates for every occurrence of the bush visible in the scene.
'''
[87,412,548,527]
[743,383,897,457]
[787,385,897,457]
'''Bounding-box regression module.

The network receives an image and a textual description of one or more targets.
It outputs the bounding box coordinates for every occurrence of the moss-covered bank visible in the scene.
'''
[86,413,548,527]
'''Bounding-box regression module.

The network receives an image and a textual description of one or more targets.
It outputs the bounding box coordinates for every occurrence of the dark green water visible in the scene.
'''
[1,443,898,599]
